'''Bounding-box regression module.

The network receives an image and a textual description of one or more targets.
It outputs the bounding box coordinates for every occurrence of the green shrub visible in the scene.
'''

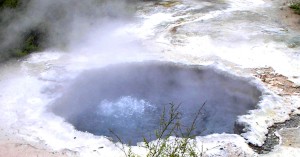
[11,29,44,58]
[111,102,206,157]
[0,0,19,8]
[290,2,300,14]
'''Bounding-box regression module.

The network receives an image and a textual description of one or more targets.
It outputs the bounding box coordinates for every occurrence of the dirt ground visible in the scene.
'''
[0,143,67,157]
[252,67,300,96]
[278,1,300,31]
[0,134,69,157]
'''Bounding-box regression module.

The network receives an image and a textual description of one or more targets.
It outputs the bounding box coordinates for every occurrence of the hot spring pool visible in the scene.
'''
[49,62,262,144]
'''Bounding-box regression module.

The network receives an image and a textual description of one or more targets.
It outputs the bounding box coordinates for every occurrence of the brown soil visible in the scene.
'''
[253,67,300,96]
[278,1,300,31]
[0,142,68,157]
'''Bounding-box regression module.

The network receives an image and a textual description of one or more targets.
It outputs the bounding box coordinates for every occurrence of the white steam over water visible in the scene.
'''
[0,0,300,156]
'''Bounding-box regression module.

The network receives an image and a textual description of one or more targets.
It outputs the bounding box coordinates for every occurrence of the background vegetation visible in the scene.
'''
[290,1,300,14]
[0,0,46,61]
[0,0,20,8]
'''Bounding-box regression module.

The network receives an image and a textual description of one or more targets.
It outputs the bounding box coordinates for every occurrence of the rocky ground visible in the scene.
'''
[247,64,300,154]
[250,1,300,155]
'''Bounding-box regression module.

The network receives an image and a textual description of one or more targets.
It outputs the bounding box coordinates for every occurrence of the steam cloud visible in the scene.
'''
[0,0,138,58]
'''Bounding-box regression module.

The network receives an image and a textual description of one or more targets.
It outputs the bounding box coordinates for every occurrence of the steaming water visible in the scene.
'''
[50,62,262,144]
[0,0,300,156]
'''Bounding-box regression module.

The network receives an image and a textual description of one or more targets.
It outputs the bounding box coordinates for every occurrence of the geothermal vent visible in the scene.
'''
[50,62,262,144]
